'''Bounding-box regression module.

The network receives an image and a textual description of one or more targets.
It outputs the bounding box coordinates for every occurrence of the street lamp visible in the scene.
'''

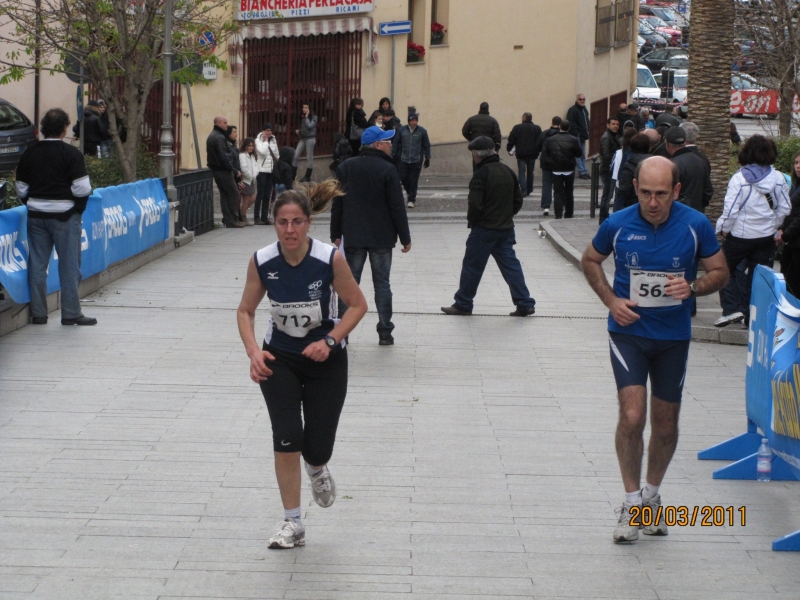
[159,0,177,204]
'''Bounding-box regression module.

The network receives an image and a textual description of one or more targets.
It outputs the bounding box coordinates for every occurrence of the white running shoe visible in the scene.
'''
[613,501,640,543]
[309,465,337,508]
[713,312,744,327]
[642,494,668,536]
[407,201,415,208]
[543,208,549,216]
[268,520,305,549]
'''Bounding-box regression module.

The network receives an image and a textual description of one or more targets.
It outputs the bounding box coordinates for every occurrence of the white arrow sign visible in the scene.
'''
[379,21,412,36]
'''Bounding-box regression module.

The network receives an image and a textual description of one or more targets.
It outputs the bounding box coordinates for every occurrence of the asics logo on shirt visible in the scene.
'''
[628,234,647,241]
[267,272,279,279]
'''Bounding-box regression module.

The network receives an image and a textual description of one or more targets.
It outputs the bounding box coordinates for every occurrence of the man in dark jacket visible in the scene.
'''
[566,94,590,178]
[541,120,583,219]
[507,113,542,197]
[332,126,412,345]
[536,116,562,216]
[72,101,104,157]
[617,133,652,208]
[462,102,502,172]
[393,114,431,209]
[665,127,713,213]
[441,136,537,318]
[598,117,621,224]
[207,115,244,228]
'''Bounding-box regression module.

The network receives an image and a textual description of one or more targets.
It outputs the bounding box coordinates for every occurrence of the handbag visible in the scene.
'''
[349,113,364,141]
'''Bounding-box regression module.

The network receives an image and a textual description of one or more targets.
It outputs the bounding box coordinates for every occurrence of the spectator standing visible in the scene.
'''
[332,126,412,346]
[239,137,258,225]
[730,122,742,145]
[617,133,653,209]
[207,115,244,229]
[73,100,104,157]
[441,136,537,317]
[227,126,243,222]
[615,103,628,128]
[506,113,542,197]
[462,102,502,172]
[537,116,562,216]
[715,135,790,327]
[779,151,800,296]
[293,103,317,183]
[254,123,280,225]
[369,97,392,125]
[16,108,96,326]
[274,147,295,195]
[625,103,645,131]
[598,116,621,223]
[665,127,713,213]
[97,100,113,157]
[611,128,639,213]
[329,132,353,177]
[566,94,590,179]
[394,114,431,209]
[541,120,582,219]
[641,108,655,130]
[345,98,369,156]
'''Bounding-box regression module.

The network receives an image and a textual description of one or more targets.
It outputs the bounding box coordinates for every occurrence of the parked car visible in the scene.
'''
[664,53,689,69]
[633,64,663,101]
[638,15,682,46]
[639,3,690,29]
[0,99,37,176]
[639,47,689,72]
[638,21,670,50]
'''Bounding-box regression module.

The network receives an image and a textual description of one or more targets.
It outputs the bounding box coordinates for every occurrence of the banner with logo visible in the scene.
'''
[0,179,169,304]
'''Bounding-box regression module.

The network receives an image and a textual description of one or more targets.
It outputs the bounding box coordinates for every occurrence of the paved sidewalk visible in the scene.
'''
[0,222,798,599]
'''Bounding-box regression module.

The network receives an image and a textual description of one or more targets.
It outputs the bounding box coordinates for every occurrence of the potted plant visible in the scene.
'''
[431,22,447,45]
[407,41,426,62]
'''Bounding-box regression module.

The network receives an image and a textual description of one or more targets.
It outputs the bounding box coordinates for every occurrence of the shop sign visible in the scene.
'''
[237,0,374,21]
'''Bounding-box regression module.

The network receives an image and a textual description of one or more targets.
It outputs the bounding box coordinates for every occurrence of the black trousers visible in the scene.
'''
[212,169,240,226]
[782,246,800,297]
[552,173,575,219]
[260,344,348,467]
[255,172,273,222]
[719,235,776,317]
[397,161,422,202]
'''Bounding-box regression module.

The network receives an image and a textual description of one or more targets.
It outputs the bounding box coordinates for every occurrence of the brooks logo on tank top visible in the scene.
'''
[254,238,341,354]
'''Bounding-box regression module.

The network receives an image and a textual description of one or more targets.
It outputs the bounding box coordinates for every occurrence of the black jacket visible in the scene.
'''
[671,146,713,212]
[507,121,543,160]
[618,153,651,208]
[536,127,560,168]
[540,131,582,172]
[332,148,411,248]
[207,125,236,172]
[599,129,621,173]
[781,185,800,246]
[467,154,523,230]
[273,146,295,189]
[462,109,502,150]
[566,103,590,140]
[345,107,369,140]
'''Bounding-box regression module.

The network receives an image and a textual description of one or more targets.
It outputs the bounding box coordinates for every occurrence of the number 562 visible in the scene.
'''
[639,283,663,298]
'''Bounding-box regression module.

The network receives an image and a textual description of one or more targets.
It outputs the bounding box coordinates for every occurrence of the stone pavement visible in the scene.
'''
[1,220,799,599]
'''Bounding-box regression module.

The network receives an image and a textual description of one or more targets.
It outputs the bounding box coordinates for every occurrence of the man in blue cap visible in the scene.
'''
[331,126,412,346]
[442,136,537,317]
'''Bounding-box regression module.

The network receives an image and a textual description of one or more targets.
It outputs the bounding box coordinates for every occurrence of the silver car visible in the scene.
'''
[0,98,37,175]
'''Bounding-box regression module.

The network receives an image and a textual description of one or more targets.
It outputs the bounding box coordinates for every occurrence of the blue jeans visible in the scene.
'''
[27,213,83,319]
[575,139,588,176]
[100,140,113,158]
[516,158,536,196]
[453,226,535,312]
[540,169,552,209]
[341,247,394,336]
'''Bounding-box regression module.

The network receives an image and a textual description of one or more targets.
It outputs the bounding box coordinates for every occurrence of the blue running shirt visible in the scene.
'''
[592,203,720,340]
[254,238,340,354]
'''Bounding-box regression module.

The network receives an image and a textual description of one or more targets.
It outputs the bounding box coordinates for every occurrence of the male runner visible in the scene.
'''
[581,156,728,542]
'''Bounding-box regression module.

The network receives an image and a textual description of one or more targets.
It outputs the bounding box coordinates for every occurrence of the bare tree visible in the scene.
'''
[688,0,736,221]
[0,0,235,181]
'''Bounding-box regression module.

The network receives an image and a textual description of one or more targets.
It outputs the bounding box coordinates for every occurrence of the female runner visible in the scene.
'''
[237,181,368,549]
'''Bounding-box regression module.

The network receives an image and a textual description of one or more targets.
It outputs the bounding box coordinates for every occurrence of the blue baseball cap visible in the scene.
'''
[361,126,395,146]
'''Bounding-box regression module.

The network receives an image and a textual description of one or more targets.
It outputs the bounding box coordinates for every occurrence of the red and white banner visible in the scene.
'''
[730,90,780,115]
[237,0,374,21]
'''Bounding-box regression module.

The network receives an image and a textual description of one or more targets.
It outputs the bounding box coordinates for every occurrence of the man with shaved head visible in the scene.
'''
[581,156,728,543]
[207,115,244,228]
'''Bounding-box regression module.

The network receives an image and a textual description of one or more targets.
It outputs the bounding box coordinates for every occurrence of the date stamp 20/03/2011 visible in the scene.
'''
[629,505,746,528]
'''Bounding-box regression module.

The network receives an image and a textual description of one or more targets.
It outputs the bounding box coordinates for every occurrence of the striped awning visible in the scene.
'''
[229,17,378,75]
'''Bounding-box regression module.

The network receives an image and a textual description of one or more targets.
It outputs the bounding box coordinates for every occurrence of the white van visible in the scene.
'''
[632,64,661,101]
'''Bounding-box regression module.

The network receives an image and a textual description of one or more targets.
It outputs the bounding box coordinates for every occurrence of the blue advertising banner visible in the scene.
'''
[0,179,169,304]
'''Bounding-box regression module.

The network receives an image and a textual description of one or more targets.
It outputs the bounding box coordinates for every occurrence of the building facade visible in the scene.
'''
[1,0,638,174]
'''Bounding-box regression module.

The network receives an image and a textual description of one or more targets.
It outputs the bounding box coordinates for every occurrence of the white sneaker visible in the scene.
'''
[268,520,305,549]
[642,494,668,536]
[613,501,640,543]
[407,201,415,208]
[543,208,549,216]
[713,312,744,327]
[309,465,337,508]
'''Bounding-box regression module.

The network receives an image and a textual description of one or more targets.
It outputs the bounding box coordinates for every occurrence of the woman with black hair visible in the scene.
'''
[715,135,791,326]
[237,181,367,550]
[345,97,368,156]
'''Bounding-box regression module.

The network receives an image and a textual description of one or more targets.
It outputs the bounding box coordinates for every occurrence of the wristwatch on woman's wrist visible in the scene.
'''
[323,335,338,350]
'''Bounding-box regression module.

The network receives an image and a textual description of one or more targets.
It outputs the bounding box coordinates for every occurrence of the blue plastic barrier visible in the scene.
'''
[699,265,800,551]
[0,179,169,304]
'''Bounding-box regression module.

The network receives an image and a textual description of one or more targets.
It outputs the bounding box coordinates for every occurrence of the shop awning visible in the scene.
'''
[229,17,378,75]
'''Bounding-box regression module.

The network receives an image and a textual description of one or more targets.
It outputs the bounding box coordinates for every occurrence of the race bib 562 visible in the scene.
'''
[629,270,684,308]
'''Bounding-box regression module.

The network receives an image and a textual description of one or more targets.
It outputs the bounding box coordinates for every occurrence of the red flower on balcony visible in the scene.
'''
[407,41,426,61]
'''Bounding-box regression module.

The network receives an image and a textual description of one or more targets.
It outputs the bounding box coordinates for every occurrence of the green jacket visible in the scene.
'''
[467,155,523,230]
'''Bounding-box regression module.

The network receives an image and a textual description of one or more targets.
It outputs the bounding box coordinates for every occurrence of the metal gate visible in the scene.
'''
[240,32,362,155]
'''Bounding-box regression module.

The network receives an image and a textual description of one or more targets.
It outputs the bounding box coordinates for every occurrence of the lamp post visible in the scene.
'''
[159,0,177,204]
